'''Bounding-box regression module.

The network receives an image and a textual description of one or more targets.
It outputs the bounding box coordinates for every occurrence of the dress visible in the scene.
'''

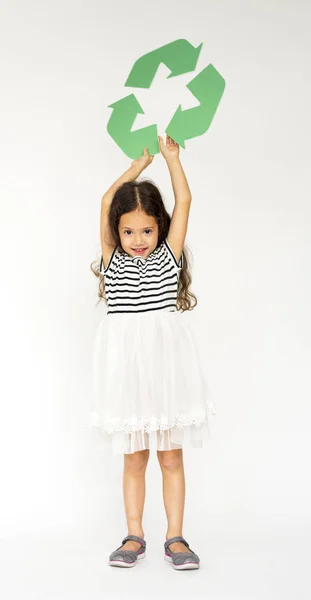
[88,237,216,455]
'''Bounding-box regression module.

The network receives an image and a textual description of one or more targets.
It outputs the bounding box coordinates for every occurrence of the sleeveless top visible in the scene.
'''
[100,238,183,315]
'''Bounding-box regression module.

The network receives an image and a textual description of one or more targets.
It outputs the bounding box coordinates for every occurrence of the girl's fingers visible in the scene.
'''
[158,136,166,152]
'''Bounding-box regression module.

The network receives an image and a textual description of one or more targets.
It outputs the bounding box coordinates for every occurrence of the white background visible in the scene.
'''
[1,0,310,598]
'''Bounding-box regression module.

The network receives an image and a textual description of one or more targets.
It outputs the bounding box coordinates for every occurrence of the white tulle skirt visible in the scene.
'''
[87,309,216,455]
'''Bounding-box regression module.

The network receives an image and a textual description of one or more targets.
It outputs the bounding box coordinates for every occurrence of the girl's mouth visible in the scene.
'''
[132,248,147,253]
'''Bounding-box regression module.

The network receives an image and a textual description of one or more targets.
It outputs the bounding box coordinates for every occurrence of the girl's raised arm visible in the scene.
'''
[100,149,154,268]
[158,135,192,264]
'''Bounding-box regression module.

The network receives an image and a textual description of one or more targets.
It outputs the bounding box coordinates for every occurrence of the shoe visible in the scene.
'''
[164,536,200,570]
[109,534,146,568]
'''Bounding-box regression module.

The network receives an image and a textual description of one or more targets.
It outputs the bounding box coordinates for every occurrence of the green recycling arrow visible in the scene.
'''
[166,64,225,148]
[125,38,202,89]
[107,94,159,159]
[106,40,226,159]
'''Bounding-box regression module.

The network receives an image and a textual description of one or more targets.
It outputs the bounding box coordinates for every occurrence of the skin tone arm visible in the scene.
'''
[102,134,190,208]
[158,135,192,263]
[101,149,154,206]
[102,134,191,207]
[101,136,191,257]
[100,149,154,251]
[158,135,192,203]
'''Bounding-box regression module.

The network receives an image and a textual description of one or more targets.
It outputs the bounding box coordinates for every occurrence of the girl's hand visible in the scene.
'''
[131,147,154,172]
[158,134,180,161]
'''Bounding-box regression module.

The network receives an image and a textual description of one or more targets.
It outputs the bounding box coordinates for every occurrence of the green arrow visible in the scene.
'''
[124,38,203,89]
[107,94,159,159]
[165,64,225,148]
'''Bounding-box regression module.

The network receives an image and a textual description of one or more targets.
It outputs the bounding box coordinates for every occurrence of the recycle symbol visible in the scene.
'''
[107,39,226,160]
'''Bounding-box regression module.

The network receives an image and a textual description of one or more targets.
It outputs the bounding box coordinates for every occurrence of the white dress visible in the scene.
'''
[88,237,216,455]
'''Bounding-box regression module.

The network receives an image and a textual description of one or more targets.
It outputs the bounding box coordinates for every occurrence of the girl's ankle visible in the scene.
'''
[166,533,182,540]
[128,531,144,539]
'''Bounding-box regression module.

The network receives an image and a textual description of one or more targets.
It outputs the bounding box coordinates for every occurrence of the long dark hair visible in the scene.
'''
[90,179,197,311]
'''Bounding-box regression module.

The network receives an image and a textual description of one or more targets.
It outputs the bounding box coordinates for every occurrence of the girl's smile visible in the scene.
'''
[118,209,159,258]
[132,247,147,254]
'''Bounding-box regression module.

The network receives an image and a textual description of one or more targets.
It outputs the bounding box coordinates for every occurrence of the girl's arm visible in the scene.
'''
[158,135,192,263]
[166,156,192,203]
[102,147,154,205]
[102,168,143,206]
[100,149,154,263]
[158,135,192,203]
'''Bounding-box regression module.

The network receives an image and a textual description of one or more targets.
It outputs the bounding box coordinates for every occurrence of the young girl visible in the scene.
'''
[89,135,216,570]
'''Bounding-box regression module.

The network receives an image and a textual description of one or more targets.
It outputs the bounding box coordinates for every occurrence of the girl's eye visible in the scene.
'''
[124,229,152,235]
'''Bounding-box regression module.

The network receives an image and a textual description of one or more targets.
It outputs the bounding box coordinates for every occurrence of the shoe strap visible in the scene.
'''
[165,536,189,549]
[122,534,146,548]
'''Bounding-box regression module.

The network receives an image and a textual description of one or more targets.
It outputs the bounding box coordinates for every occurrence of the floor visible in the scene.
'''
[0,531,309,599]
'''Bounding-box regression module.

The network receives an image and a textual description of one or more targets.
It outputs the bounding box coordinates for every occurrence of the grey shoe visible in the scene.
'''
[109,534,146,568]
[164,536,200,570]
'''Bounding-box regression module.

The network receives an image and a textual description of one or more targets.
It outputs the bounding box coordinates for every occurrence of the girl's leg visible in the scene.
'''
[157,448,192,553]
[119,448,150,552]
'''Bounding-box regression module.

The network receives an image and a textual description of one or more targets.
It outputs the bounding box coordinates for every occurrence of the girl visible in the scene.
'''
[89,135,216,570]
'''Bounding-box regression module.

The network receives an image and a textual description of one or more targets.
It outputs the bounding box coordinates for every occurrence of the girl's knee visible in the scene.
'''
[124,449,150,472]
[157,448,183,471]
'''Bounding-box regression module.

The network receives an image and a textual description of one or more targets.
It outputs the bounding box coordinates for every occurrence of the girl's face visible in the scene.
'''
[118,209,159,258]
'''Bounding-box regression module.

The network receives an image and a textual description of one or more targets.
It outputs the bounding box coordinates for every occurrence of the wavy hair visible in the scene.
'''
[90,179,197,312]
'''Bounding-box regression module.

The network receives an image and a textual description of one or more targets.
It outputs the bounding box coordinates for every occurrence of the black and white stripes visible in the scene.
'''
[100,238,183,315]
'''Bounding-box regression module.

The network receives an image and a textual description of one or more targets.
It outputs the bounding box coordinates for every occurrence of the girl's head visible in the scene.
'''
[111,180,167,258]
[91,179,197,311]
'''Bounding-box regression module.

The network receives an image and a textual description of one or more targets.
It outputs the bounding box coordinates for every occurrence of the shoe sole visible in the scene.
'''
[109,552,146,567]
[165,553,200,570]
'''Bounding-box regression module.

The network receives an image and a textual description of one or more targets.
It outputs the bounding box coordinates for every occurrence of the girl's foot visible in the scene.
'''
[164,536,200,570]
[166,540,192,553]
[109,535,146,568]
[119,539,143,552]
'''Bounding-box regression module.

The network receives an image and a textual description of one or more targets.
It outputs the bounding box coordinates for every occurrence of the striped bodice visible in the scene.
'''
[100,238,183,315]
